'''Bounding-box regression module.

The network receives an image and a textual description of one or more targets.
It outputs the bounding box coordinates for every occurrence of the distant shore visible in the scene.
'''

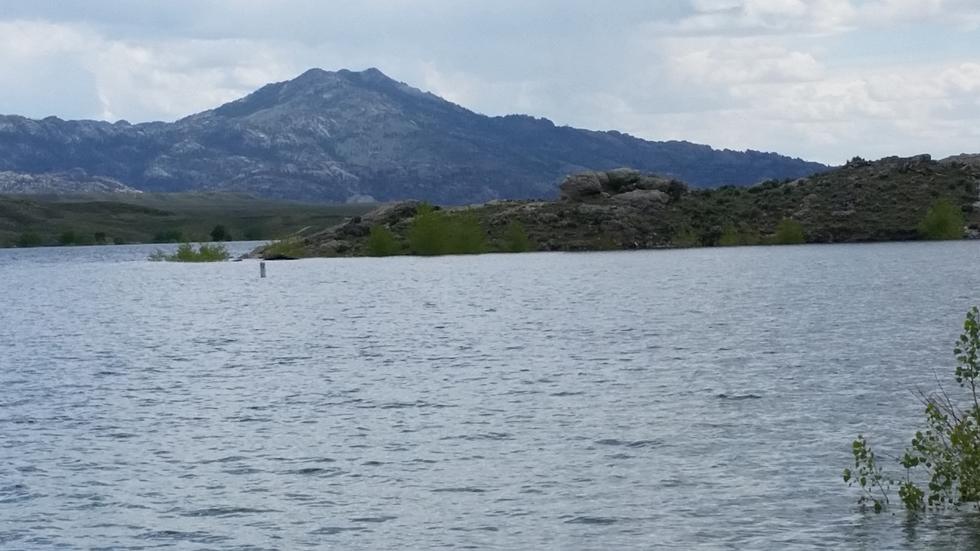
[254,156,980,259]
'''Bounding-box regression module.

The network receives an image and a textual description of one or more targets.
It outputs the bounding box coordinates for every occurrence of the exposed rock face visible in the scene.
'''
[0,171,138,194]
[559,172,606,201]
[559,168,686,203]
[0,68,826,202]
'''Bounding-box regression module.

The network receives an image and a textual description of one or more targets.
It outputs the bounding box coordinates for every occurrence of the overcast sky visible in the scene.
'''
[1,0,978,164]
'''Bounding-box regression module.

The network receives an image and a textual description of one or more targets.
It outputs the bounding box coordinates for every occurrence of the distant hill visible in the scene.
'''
[0,192,372,247]
[0,68,827,203]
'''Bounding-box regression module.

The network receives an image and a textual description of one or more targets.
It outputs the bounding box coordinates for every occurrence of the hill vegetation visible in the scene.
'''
[0,192,372,248]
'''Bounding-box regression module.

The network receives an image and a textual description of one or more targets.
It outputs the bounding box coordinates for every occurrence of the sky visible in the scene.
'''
[0,0,978,165]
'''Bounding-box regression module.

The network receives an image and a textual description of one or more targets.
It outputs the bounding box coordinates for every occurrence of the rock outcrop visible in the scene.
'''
[559,169,685,203]
[0,171,138,194]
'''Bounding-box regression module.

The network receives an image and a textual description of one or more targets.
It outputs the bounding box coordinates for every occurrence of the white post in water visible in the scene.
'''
[260,261,267,278]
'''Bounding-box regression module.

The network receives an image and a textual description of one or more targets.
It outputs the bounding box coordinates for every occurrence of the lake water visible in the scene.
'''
[2,241,980,550]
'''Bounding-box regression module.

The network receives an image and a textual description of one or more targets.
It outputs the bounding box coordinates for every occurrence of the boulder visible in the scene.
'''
[605,168,642,192]
[634,176,673,192]
[559,172,605,201]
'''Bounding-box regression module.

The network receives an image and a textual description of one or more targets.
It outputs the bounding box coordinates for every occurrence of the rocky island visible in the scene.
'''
[255,154,980,258]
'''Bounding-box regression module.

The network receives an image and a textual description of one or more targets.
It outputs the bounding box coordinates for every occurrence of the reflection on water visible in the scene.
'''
[1,241,979,549]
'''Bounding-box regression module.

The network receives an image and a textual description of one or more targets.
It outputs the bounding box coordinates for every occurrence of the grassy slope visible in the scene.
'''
[0,192,374,247]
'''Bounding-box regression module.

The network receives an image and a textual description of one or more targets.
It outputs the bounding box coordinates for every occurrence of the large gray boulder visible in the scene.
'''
[559,172,605,201]
[634,175,674,192]
[605,168,642,192]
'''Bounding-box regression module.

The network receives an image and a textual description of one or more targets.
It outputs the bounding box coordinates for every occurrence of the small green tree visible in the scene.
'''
[718,224,741,247]
[93,232,107,244]
[449,213,487,254]
[918,198,964,240]
[17,232,43,248]
[503,220,532,252]
[408,204,450,255]
[59,230,77,246]
[210,224,232,242]
[844,306,980,512]
[773,218,805,245]
[366,225,400,256]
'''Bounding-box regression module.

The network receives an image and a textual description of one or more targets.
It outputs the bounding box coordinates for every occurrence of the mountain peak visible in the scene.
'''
[206,67,417,119]
[291,67,392,87]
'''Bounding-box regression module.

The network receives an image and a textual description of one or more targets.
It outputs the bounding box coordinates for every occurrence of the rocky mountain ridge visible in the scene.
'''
[0,68,826,203]
[0,170,138,194]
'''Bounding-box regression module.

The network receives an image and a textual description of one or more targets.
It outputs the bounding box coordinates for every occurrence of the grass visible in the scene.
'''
[262,237,308,259]
[0,192,374,248]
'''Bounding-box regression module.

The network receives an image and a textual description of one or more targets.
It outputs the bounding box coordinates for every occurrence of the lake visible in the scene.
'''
[2,241,980,549]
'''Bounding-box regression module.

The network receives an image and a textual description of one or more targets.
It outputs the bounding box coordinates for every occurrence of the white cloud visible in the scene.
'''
[0,1,978,165]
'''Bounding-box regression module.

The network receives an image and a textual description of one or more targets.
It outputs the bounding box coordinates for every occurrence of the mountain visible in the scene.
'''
[0,68,827,203]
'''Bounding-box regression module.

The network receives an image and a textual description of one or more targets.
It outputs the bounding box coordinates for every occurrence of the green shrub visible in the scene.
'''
[366,225,400,256]
[718,224,741,247]
[148,242,230,262]
[918,198,964,240]
[59,230,77,245]
[406,204,490,256]
[408,204,446,255]
[263,237,306,259]
[17,232,43,248]
[210,224,232,242]
[93,232,107,244]
[773,218,805,245]
[503,220,532,252]
[844,306,980,512]
[449,213,487,254]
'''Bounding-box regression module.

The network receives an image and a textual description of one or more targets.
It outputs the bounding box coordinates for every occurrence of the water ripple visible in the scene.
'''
[2,242,979,549]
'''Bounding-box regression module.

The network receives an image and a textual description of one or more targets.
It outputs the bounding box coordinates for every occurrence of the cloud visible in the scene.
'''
[0,1,978,164]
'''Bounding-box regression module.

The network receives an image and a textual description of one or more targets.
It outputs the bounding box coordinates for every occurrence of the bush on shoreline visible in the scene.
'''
[772,219,806,245]
[918,198,965,240]
[844,306,980,513]
[366,225,400,256]
[148,242,230,262]
[408,204,488,256]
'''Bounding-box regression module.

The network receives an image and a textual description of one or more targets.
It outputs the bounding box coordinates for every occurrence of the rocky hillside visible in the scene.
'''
[0,170,138,194]
[0,68,825,203]
[256,154,980,257]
